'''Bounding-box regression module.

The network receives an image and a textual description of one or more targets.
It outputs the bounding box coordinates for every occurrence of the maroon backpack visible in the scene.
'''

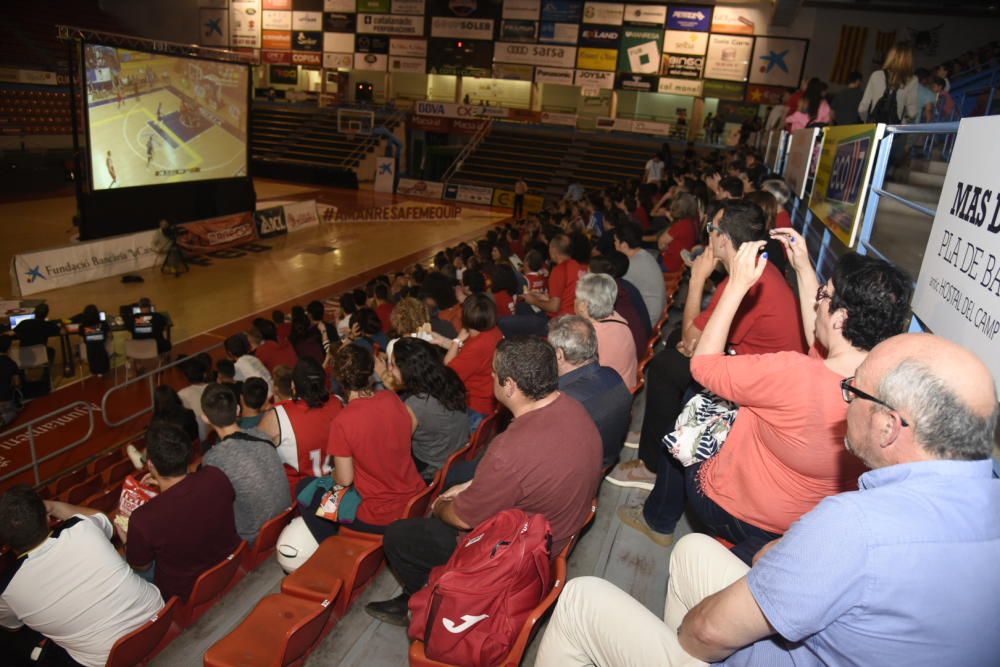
[408,510,552,667]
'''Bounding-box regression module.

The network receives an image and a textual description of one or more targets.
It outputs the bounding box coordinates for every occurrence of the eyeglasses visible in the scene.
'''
[840,377,910,427]
[706,223,722,235]
[816,285,831,302]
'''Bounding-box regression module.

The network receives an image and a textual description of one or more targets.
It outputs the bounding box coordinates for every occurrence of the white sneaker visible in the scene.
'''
[126,444,145,470]
[604,459,655,491]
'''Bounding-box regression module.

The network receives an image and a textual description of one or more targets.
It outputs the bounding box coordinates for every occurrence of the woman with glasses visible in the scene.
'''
[685,228,912,564]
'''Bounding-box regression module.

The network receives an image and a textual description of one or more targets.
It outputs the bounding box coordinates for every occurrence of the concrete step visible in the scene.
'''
[877,194,938,218]
[883,181,942,204]
[910,158,949,176]
[906,170,947,189]
[869,208,935,278]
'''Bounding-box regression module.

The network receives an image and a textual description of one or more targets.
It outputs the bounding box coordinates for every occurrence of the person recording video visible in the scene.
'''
[153,219,188,276]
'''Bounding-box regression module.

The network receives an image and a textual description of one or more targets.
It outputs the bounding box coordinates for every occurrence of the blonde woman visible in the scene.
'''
[859,42,920,123]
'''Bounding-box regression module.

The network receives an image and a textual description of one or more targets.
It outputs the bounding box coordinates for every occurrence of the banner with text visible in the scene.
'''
[179,212,258,252]
[397,178,446,199]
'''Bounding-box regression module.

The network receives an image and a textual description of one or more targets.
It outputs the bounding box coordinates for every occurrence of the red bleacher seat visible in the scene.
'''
[203,592,339,667]
[83,482,123,515]
[106,596,178,667]
[429,442,471,501]
[465,408,512,461]
[88,449,125,476]
[51,467,87,495]
[104,459,135,486]
[242,506,295,572]
[174,541,248,628]
[281,530,385,617]
[62,474,104,504]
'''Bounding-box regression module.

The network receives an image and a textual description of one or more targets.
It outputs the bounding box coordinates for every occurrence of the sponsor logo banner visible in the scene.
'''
[269,64,299,84]
[535,66,574,84]
[431,17,494,39]
[452,118,487,133]
[356,34,390,52]
[443,184,494,205]
[324,31,354,51]
[578,25,620,49]
[392,0,425,13]
[230,0,262,47]
[749,36,808,89]
[716,99,759,123]
[283,200,321,233]
[333,203,465,221]
[783,127,820,199]
[411,114,452,132]
[702,78,745,100]
[358,13,424,35]
[323,51,354,67]
[254,205,289,238]
[14,230,160,297]
[582,2,623,25]
[292,51,322,64]
[662,29,707,55]
[504,0,540,20]
[658,76,702,96]
[576,47,617,71]
[323,11,354,31]
[596,116,632,131]
[704,34,752,82]
[667,5,710,31]
[662,53,703,79]
[623,4,665,26]
[179,212,257,252]
[809,124,882,247]
[574,68,614,88]
[293,29,323,50]
[323,0,354,9]
[540,110,578,125]
[263,9,292,29]
[265,0,293,8]
[357,0,390,12]
[492,189,544,211]
[263,29,293,48]
[397,178,446,198]
[389,55,426,72]
[263,49,293,63]
[633,119,670,135]
[390,38,427,56]
[415,101,511,119]
[292,10,323,28]
[618,27,661,73]
[492,62,534,80]
[501,20,538,42]
[493,42,577,67]
[540,0,582,23]
[375,157,395,193]
[711,6,755,35]
[354,52,388,70]
[615,72,657,92]
[539,22,577,44]
[746,84,787,106]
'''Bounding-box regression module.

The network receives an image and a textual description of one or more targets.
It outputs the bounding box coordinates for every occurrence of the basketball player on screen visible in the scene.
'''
[156,101,163,123]
[106,150,117,187]
[146,135,154,167]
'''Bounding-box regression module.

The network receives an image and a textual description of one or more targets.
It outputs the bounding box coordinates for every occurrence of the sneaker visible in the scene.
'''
[623,431,640,449]
[365,593,411,626]
[126,444,145,470]
[604,459,656,491]
[617,505,674,548]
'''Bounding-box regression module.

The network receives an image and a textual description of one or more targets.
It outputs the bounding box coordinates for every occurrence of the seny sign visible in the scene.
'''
[912,116,1000,386]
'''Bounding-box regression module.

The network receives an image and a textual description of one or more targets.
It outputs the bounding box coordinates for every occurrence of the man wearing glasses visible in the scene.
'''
[537,332,1000,666]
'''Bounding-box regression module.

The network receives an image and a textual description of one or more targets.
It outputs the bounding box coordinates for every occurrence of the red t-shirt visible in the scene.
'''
[493,290,514,317]
[453,393,602,555]
[326,391,425,526]
[375,302,394,333]
[547,259,586,318]
[276,322,292,342]
[693,262,807,355]
[775,209,792,229]
[660,218,699,273]
[438,304,464,335]
[126,466,241,602]
[256,339,299,373]
[279,398,343,491]
[448,327,503,415]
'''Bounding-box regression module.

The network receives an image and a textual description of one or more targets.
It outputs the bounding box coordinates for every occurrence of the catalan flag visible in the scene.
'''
[830,25,868,84]
[875,30,898,63]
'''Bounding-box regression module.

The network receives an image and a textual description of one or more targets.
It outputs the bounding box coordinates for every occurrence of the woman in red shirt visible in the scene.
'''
[430,293,503,432]
[490,263,520,318]
[657,193,701,273]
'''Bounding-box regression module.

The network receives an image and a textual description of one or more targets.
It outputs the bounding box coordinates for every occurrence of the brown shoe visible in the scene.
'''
[617,505,674,547]
[605,459,656,491]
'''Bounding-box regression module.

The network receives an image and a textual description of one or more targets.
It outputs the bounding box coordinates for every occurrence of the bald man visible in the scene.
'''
[536,332,1000,667]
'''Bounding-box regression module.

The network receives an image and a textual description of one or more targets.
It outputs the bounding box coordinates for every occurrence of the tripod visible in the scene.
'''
[160,238,189,276]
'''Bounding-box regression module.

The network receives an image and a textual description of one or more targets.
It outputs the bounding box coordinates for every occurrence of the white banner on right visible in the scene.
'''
[911,116,1000,388]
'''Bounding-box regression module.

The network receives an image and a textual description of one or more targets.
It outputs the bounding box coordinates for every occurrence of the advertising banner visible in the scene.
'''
[633,119,670,136]
[293,30,323,50]
[618,27,662,74]
[662,53,703,79]
[667,6,711,31]
[390,38,427,56]
[582,2,624,26]
[292,10,323,28]
[323,12,354,30]
[623,4,665,26]
[574,69,614,89]
[427,39,494,76]
[263,49,293,63]
[911,116,1000,385]
[444,183,494,205]
[504,0,540,20]
[179,212,257,252]
[415,101,511,119]
[230,0,262,47]
[784,127,821,199]
[200,8,229,46]
[576,47,617,71]
[578,25,621,49]
[254,205,289,239]
[323,51,354,68]
[809,123,884,247]
[711,6,756,35]
[493,42,577,67]
[704,34,752,82]
[539,22,578,44]
[658,77,702,96]
[492,62,535,80]
[355,34,390,52]
[292,52,322,65]
[702,79,744,100]
[501,20,538,42]
[13,230,159,297]
[357,13,424,35]
[410,114,452,132]
[331,203,465,222]
[662,30,707,56]
[716,99,759,123]
[391,0,424,14]
[432,17,494,39]
[265,0,293,8]
[452,118,487,134]
[283,200,321,233]
[615,72,657,92]
[746,84,787,106]
[357,0,390,11]
[535,66,574,85]
[541,0,582,23]
[492,189,544,212]
[270,65,299,84]
[375,157,395,193]
[396,178,446,199]
[354,52,388,70]
[389,55,426,72]
[748,36,808,89]
[323,0,354,9]
[540,110,578,125]
[264,29,293,48]
[263,9,292,29]
[323,30,354,51]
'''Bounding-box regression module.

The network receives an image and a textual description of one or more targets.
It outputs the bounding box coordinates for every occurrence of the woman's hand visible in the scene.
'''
[769,228,810,273]
[728,241,768,294]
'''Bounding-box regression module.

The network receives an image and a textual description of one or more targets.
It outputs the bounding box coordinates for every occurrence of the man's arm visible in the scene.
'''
[678,576,775,662]
[694,242,766,356]
[332,456,354,487]
[44,499,102,520]
[523,291,560,313]
[681,245,719,353]
[432,496,472,530]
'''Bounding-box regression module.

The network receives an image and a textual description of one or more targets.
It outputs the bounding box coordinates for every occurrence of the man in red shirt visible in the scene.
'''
[499,234,586,338]
[365,337,602,626]
[249,318,298,372]
[609,200,805,544]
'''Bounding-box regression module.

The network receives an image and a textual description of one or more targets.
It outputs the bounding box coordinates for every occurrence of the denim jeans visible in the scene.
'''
[467,408,486,434]
[642,443,688,535]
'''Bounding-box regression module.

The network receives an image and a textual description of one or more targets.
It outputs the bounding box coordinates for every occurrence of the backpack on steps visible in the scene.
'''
[408,510,552,667]
[869,70,902,124]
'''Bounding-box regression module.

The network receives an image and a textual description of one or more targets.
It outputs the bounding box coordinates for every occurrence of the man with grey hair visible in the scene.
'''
[549,315,633,467]
[536,332,1000,666]
[575,273,637,388]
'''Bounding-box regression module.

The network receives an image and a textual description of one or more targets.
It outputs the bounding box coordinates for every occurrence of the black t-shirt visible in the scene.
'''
[14,319,60,347]
[130,312,171,354]
[0,355,19,401]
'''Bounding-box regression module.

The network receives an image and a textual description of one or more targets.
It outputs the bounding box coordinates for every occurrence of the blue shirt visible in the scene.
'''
[559,363,632,467]
[722,459,1000,666]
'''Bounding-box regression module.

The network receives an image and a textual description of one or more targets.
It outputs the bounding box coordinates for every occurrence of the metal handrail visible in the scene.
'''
[337,109,406,169]
[100,341,223,428]
[883,121,961,135]
[0,401,96,486]
[442,118,493,183]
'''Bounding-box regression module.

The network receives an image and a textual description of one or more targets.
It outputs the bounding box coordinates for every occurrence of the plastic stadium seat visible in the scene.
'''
[62,474,104,504]
[429,442,471,501]
[203,592,339,667]
[281,532,384,617]
[465,408,512,461]
[104,459,135,486]
[174,541,248,628]
[242,506,295,572]
[83,482,123,515]
[51,467,88,495]
[106,596,178,667]
[88,449,125,476]
[407,555,569,667]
